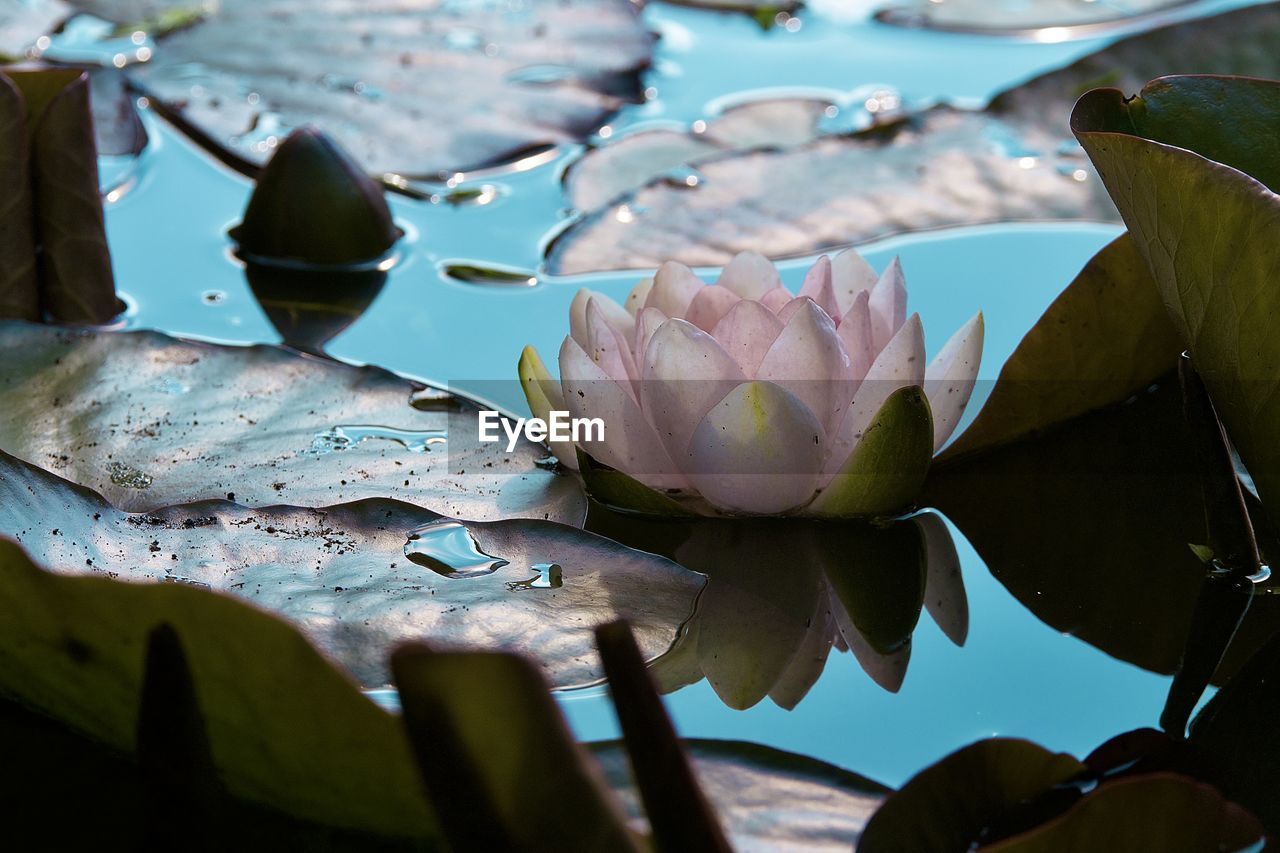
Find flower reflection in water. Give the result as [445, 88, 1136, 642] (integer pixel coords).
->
[587, 507, 967, 709]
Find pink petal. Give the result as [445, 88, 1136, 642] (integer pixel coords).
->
[559, 336, 685, 490]
[924, 312, 984, 451]
[868, 257, 908, 352]
[837, 290, 876, 387]
[570, 288, 633, 349]
[641, 318, 746, 461]
[586, 297, 640, 390]
[759, 287, 793, 314]
[711, 300, 785, 377]
[645, 261, 703, 319]
[685, 380, 824, 514]
[830, 248, 879, 316]
[757, 299, 854, 435]
[684, 284, 741, 332]
[822, 313, 925, 482]
[798, 255, 841, 320]
[624, 277, 653, 316]
[716, 251, 780, 300]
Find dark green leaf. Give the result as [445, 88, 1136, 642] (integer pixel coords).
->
[1073, 74, 1280, 534]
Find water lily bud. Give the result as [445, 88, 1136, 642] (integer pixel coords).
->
[234, 127, 398, 266]
[522, 249, 985, 517]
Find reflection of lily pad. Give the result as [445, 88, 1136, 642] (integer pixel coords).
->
[0, 322, 584, 524]
[0, 449, 704, 688]
[103, 0, 652, 176]
[549, 3, 1280, 273]
[593, 739, 888, 850]
[875, 0, 1196, 33]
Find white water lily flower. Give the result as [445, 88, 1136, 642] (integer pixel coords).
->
[520, 250, 983, 516]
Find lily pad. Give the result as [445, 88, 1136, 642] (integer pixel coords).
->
[1072, 75, 1280, 535]
[874, 0, 1196, 34]
[0, 321, 584, 524]
[593, 739, 889, 850]
[0, 448, 706, 689]
[926, 374, 1280, 681]
[0, 536, 435, 839]
[549, 2, 1280, 273]
[0, 0, 69, 60]
[859, 738, 1263, 852]
[941, 233, 1181, 461]
[106, 0, 653, 176]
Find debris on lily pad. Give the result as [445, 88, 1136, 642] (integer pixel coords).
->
[0, 449, 705, 689]
[549, 2, 1280, 273]
[101, 0, 654, 177]
[0, 322, 585, 524]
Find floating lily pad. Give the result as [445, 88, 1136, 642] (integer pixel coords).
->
[0, 448, 705, 689]
[549, 3, 1280, 273]
[101, 0, 652, 176]
[593, 739, 888, 850]
[0, 0, 69, 60]
[875, 0, 1196, 34]
[0, 322, 584, 524]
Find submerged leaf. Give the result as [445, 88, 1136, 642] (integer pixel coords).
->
[0, 449, 704, 689]
[0, 322, 584, 524]
[549, 3, 1280, 273]
[0, 0, 69, 60]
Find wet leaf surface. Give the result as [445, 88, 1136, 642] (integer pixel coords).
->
[0, 321, 585, 524]
[874, 0, 1196, 33]
[0, 537, 435, 839]
[1073, 75, 1280, 536]
[593, 738, 889, 850]
[0, 448, 704, 689]
[99, 0, 653, 176]
[549, 3, 1280, 273]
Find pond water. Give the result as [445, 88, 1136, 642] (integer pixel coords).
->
[89, 0, 1259, 794]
